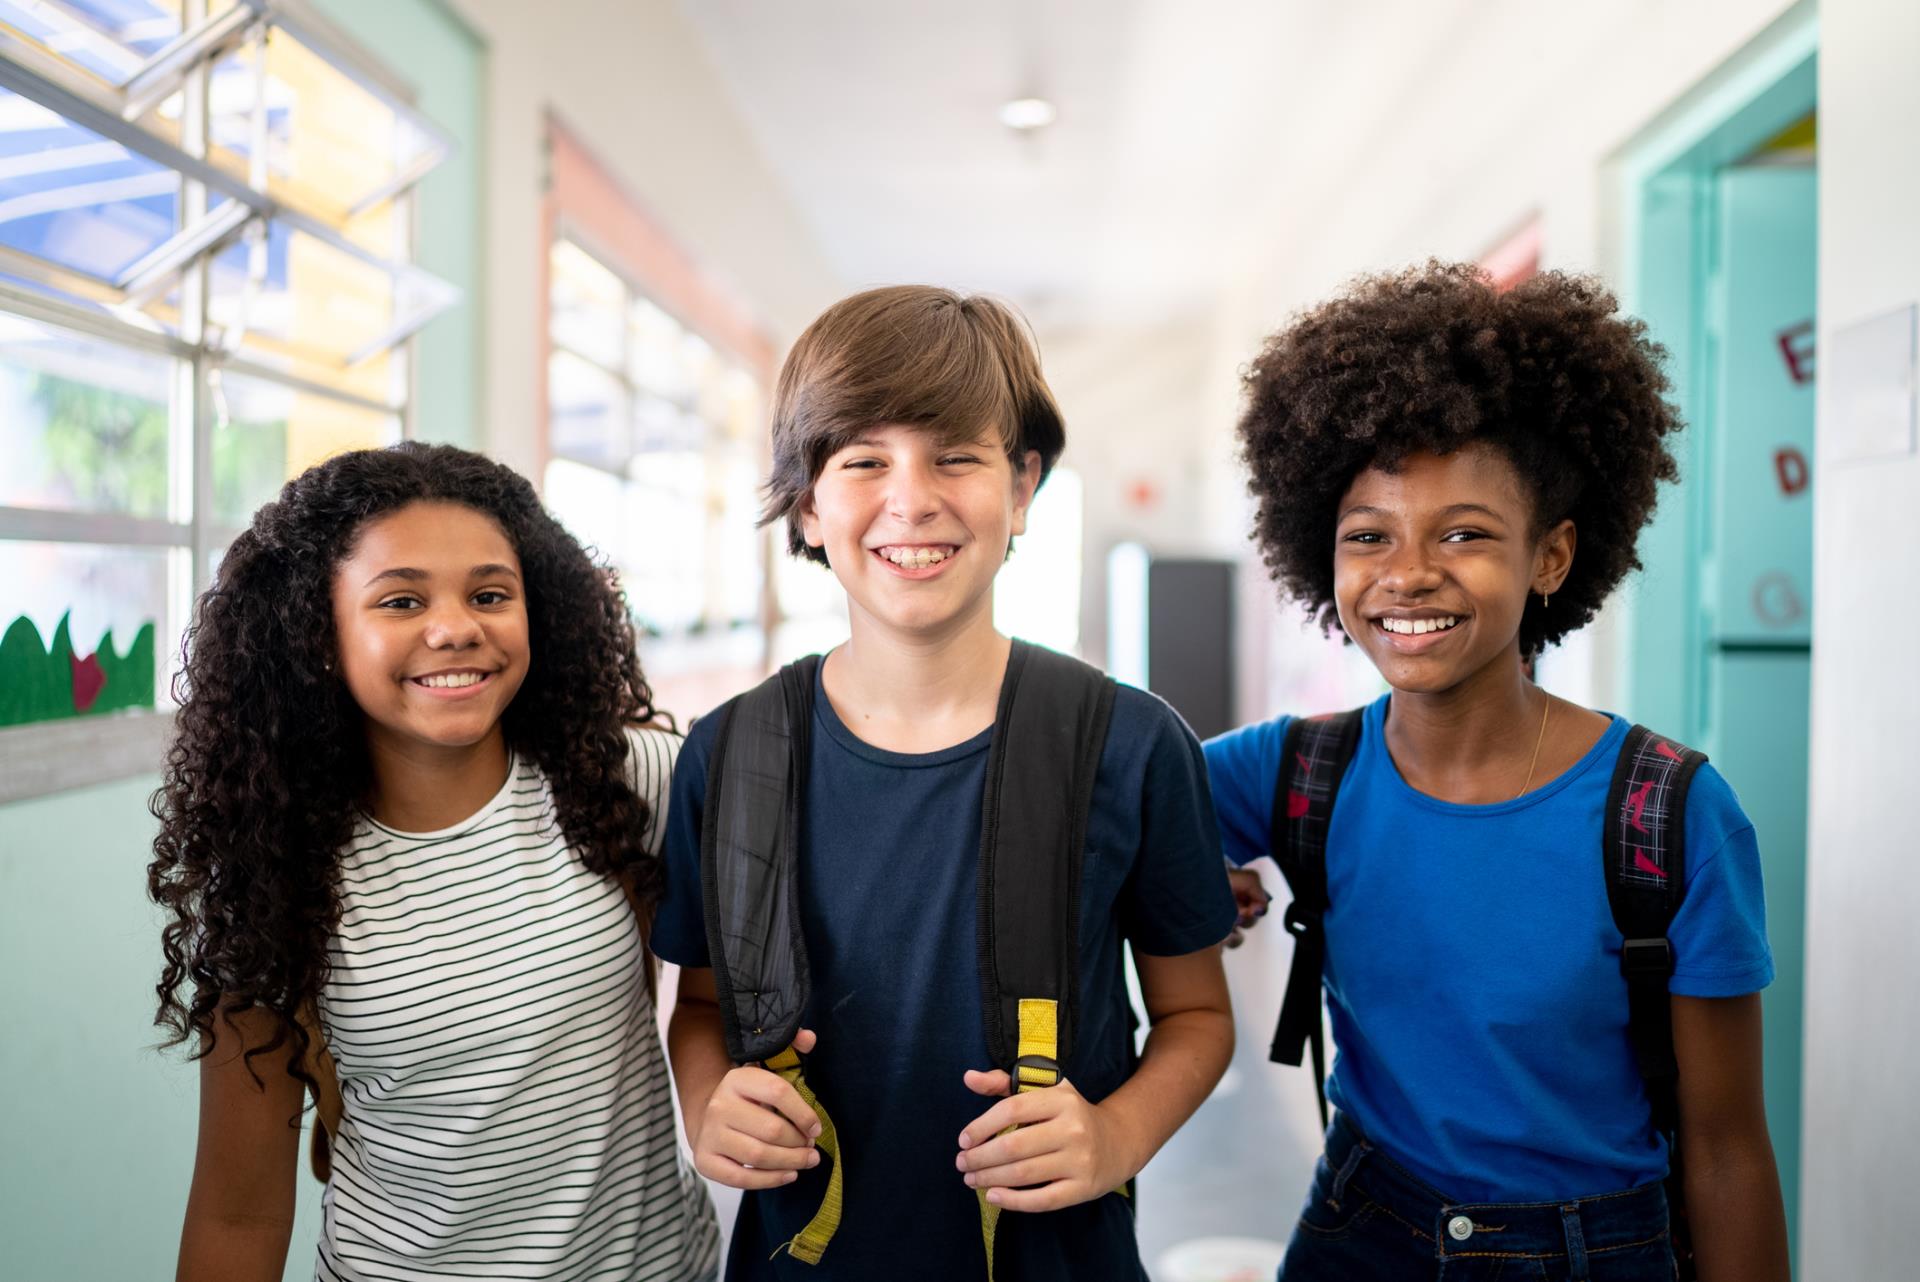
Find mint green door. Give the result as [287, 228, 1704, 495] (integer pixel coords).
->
[1700, 162, 1815, 1249]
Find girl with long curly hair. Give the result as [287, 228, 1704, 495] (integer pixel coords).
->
[1212, 264, 1787, 1281]
[150, 442, 718, 1281]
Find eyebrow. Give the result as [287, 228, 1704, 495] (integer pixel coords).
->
[362, 563, 521, 589]
[1337, 502, 1508, 523]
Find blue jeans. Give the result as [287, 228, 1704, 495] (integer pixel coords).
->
[1280, 1115, 1676, 1281]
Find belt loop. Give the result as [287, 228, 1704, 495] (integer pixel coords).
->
[1559, 1203, 1590, 1281]
[1327, 1131, 1369, 1208]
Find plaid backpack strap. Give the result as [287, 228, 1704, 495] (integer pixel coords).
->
[1266, 709, 1364, 1129]
[1602, 725, 1707, 1134]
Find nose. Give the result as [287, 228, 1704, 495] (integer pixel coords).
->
[421, 599, 485, 649]
[884, 457, 942, 526]
[1379, 543, 1445, 595]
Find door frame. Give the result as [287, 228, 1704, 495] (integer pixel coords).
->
[1608, 2, 1816, 739]
[1605, 2, 1816, 1263]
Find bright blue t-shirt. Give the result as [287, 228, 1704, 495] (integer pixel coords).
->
[654, 662, 1237, 1281]
[1204, 694, 1773, 1203]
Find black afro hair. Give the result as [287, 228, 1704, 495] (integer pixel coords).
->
[1237, 260, 1684, 657]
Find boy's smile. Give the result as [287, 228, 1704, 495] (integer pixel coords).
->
[871, 542, 958, 576]
[803, 423, 1041, 639]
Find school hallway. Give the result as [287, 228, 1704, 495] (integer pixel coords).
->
[3, 2, 1917, 1279]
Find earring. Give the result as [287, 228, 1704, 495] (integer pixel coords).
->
[1540, 591, 1550, 609]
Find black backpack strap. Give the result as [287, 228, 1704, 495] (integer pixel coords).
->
[700, 654, 846, 1266]
[1267, 710, 1364, 1130]
[974, 640, 1118, 1277]
[975, 639, 1117, 1084]
[1604, 724, 1706, 1281]
[1603, 724, 1705, 1134]
[700, 655, 819, 1063]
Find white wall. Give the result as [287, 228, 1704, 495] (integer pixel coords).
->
[1038, 318, 1218, 666]
[444, 0, 844, 478]
[1798, 1, 1920, 1275]
[1192, 0, 1801, 717]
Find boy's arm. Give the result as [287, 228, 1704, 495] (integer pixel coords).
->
[1671, 993, 1789, 1282]
[956, 944, 1233, 1211]
[668, 965, 823, 1190]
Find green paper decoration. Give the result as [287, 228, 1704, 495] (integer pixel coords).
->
[0, 612, 156, 728]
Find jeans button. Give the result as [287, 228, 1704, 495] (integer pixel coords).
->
[1447, 1214, 1474, 1241]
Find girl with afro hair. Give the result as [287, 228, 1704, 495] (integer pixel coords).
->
[1209, 263, 1787, 1281]
[150, 443, 718, 1281]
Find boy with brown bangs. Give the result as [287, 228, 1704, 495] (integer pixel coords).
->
[652, 285, 1237, 1280]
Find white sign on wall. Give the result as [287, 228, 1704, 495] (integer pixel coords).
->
[1826, 303, 1917, 464]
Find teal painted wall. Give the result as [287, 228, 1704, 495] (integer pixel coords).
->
[1619, 25, 1816, 1265]
[0, 775, 329, 1280]
[0, 4, 483, 1276]
[320, 0, 486, 450]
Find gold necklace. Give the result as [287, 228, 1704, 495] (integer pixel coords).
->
[1515, 692, 1551, 800]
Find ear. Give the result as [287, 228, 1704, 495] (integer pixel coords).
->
[797, 489, 825, 550]
[1532, 518, 1576, 596]
[1008, 450, 1043, 538]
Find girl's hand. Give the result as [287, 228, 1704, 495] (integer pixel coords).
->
[1226, 864, 1271, 948]
[690, 1029, 824, 1191]
[954, 1070, 1139, 1212]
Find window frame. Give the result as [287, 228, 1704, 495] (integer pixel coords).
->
[0, 0, 448, 801]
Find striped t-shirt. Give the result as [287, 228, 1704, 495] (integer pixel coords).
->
[315, 726, 718, 1281]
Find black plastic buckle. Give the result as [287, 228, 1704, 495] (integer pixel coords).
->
[1012, 1053, 1061, 1089]
[1283, 900, 1322, 937]
[1620, 937, 1674, 979]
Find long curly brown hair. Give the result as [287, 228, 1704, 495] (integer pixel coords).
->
[1238, 261, 1684, 657]
[149, 442, 663, 1088]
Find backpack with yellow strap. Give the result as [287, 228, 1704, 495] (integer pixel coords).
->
[698, 639, 1120, 1277]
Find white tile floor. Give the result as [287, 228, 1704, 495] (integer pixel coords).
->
[1134, 909, 1322, 1280]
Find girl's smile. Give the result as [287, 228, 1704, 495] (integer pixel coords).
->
[1368, 611, 1467, 654]
[407, 666, 504, 697]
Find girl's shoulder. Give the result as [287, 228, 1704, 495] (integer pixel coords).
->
[1675, 757, 1756, 866]
[621, 722, 684, 801]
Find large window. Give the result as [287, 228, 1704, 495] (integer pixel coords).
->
[540, 120, 776, 719]
[0, 0, 455, 795]
[546, 238, 764, 641]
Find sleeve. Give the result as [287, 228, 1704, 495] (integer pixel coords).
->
[623, 724, 683, 856]
[1667, 763, 1775, 998]
[1119, 696, 1238, 956]
[647, 716, 715, 969]
[1200, 716, 1293, 868]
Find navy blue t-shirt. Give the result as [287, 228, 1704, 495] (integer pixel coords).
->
[653, 662, 1236, 1281]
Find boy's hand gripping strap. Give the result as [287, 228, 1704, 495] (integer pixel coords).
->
[1266, 710, 1363, 1130]
[765, 1043, 844, 1266]
[976, 998, 1061, 1282]
[702, 657, 845, 1264]
[973, 641, 1117, 1280]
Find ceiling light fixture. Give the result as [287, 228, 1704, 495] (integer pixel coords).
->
[999, 97, 1057, 133]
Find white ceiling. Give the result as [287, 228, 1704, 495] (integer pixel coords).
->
[674, 0, 1494, 329]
